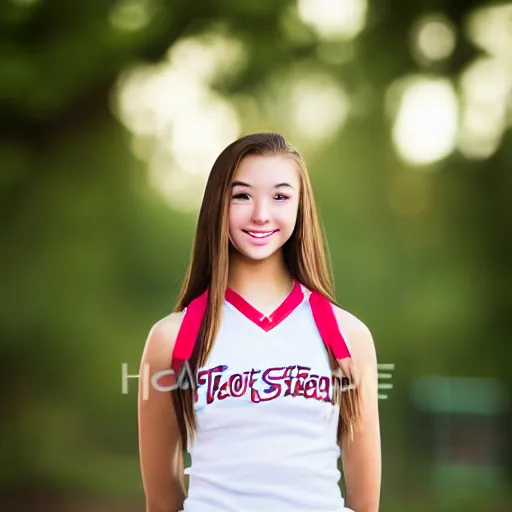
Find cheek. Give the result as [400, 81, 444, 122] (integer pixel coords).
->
[278, 202, 299, 230]
[228, 207, 238, 245]
[228, 205, 242, 228]
[228, 206, 249, 240]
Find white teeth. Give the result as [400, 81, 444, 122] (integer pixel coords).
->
[247, 231, 274, 238]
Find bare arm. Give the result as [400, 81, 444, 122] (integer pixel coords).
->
[335, 308, 382, 512]
[138, 313, 187, 512]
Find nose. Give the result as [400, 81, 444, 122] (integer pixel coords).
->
[251, 197, 271, 225]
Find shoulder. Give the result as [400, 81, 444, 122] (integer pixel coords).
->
[151, 311, 186, 341]
[331, 304, 377, 367]
[142, 312, 186, 370]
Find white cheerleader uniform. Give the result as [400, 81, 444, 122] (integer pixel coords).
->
[172, 281, 354, 512]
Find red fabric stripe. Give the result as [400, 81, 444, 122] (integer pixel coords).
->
[309, 290, 351, 360]
[171, 290, 208, 374]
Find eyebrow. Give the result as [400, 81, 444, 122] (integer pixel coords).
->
[231, 181, 294, 189]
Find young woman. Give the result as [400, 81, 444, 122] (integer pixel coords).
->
[138, 133, 381, 512]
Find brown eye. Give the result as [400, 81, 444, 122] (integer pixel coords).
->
[232, 193, 249, 200]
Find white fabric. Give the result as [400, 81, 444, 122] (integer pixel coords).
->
[183, 291, 352, 512]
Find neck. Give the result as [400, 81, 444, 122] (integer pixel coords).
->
[227, 249, 294, 313]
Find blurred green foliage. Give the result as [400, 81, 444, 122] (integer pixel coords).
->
[1, 0, 511, 510]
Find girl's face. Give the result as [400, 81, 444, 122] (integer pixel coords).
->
[228, 154, 300, 262]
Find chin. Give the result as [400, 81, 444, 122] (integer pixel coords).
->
[233, 244, 282, 262]
[241, 248, 279, 262]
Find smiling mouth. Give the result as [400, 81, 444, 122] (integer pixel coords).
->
[243, 230, 278, 239]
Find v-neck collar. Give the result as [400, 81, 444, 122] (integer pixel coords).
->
[225, 280, 304, 332]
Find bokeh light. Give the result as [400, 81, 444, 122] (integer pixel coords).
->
[389, 76, 458, 166]
[290, 76, 350, 143]
[113, 31, 245, 210]
[297, 0, 368, 40]
[466, 3, 512, 58]
[458, 57, 511, 160]
[460, 4, 512, 159]
[109, 0, 156, 32]
[411, 14, 457, 64]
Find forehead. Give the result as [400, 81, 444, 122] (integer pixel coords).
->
[233, 155, 300, 187]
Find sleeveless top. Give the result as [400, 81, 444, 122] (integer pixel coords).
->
[178, 281, 354, 512]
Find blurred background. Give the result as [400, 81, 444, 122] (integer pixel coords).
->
[1, 0, 511, 510]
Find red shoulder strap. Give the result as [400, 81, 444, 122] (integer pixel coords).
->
[309, 290, 351, 360]
[171, 290, 208, 375]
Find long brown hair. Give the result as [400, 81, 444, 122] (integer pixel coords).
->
[172, 132, 362, 450]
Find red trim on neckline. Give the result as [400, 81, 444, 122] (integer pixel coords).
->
[225, 280, 304, 332]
